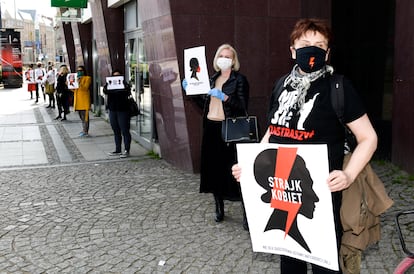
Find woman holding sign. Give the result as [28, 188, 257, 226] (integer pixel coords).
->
[103, 69, 132, 158]
[232, 18, 377, 273]
[72, 65, 92, 137]
[183, 44, 250, 229]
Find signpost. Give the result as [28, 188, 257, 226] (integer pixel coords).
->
[51, 0, 88, 8]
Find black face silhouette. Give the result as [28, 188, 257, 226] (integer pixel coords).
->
[189, 58, 200, 80]
[253, 147, 319, 252]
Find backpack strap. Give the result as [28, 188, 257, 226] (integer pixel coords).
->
[330, 74, 357, 152]
[330, 74, 345, 124]
[273, 74, 288, 96]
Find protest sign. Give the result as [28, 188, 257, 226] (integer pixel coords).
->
[237, 143, 338, 271]
[67, 73, 78, 89]
[106, 76, 125, 90]
[183, 46, 210, 95]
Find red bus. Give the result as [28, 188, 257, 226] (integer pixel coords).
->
[0, 29, 23, 88]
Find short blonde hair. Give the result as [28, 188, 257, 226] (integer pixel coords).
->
[213, 43, 240, 72]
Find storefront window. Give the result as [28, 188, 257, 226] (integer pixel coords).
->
[127, 35, 151, 144]
[125, 1, 137, 30]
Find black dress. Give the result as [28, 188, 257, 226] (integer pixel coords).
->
[199, 71, 249, 200]
[55, 73, 70, 115]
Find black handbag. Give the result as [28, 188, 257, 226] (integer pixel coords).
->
[128, 97, 140, 117]
[221, 115, 259, 143]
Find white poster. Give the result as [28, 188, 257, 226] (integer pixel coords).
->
[106, 76, 125, 90]
[183, 46, 210, 95]
[237, 143, 339, 271]
[67, 73, 79, 89]
[24, 70, 35, 83]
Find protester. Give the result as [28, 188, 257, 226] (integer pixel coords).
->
[34, 62, 45, 103]
[72, 65, 91, 137]
[231, 18, 377, 273]
[55, 65, 70, 121]
[103, 69, 132, 158]
[26, 64, 36, 99]
[44, 65, 56, 108]
[183, 44, 250, 229]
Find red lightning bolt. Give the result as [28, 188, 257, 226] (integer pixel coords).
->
[309, 57, 315, 68]
[271, 147, 301, 238]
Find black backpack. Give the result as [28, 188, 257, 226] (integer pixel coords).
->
[271, 74, 356, 152]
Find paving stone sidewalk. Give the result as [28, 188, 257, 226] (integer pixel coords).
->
[0, 87, 413, 273]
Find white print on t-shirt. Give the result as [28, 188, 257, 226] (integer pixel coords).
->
[297, 93, 319, 130]
[271, 89, 297, 126]
[271, 88, 319, 130]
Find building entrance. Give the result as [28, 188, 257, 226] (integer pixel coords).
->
[125, 33, 152, 149]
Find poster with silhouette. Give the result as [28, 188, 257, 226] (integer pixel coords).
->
[183, 46, 210, 95]
[66, 73, 79, 89]
[236, 143, 338, 271]
[106, 76, 125, 90]
[24, 70, 35, 83]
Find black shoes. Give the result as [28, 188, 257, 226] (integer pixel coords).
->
[214, 195, 224, 222]
[107, 151, 122, 156]
[215, 210, 224, 222]
[54, 116, 66, 121]
[212, 195, 249, 230]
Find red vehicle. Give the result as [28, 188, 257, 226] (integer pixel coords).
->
[0, 29, 23, 88]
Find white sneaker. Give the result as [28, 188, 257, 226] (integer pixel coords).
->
[120, 151, 129, 158]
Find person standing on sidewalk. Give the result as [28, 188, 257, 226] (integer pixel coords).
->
[103, 69, 132, 158]
[72, 65, 92, 137]
[26, 64, 36, 99]
[34, 62, 45, 103]
[55, 65, 70, 121]
[44, 65, 56, 109]
[182, 44, 250, 229]
[232, 18, 378, 273]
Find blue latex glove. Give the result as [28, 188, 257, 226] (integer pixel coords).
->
[182, 79, 188, 90]
[208, 88, 225, 101]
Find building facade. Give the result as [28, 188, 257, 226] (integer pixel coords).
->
[1, 8, 56, 67]
[57, 0, 414, 174]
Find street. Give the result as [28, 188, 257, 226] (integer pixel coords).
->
[0, 86, 412, 273]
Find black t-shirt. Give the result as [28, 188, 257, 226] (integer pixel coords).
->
[267, 74, 366, 170]
[103, 82, 131, 112]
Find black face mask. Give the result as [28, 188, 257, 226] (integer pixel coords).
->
[295, 46, 327, 73]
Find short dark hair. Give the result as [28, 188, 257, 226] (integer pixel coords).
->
[77, 65, 87, 75]
[290, 18, 332, 47]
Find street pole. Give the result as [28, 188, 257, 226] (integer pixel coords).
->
[0, 2, 3, 29]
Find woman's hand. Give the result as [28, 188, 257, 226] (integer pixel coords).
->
[232, 164, 242, 182]
[326, 170, 352, 192]
[182, 79, 188, 90]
